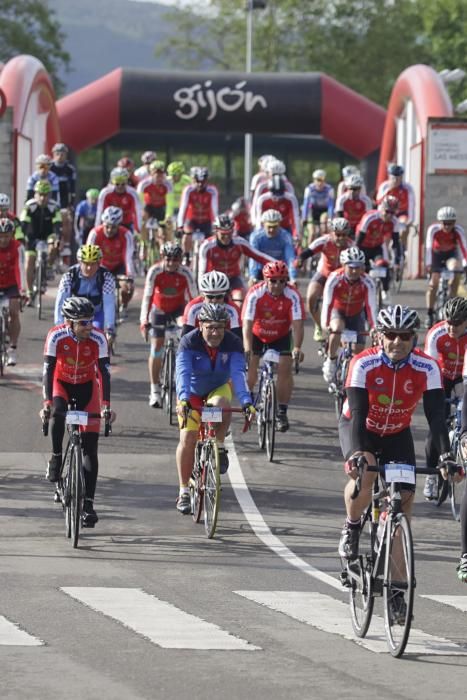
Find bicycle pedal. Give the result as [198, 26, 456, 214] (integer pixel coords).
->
[339, 570, 350, 588]
[81, 518, 96, 529]
[53, 490, 61, 504]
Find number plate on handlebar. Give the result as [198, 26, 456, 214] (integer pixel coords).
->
[65, 411, 89, 426]
[262, 349, 280, 364]
[384, 463, 415, 485]
[341, 330, 358, 344]
[370, 267, 387, 278]
[201, 407, 223, 423]
[441, 269, 455, 281]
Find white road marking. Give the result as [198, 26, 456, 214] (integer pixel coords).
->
[235, 590, 467, 655]
[421, 595, 467, 612]
[61, 587, 260, 650]
[0, 615, 43, 646]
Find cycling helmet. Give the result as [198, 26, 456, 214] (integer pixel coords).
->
[379, 195, 399, 213]
[101, 206, 123, 226]
[376, 304, 420, 332]
[110, 167, 129, 185]
[62, 297, 95, 321]
[141, 150, 157, 164]
[267, 175, 285, 197]
[0, 193, 10, 208]
[149, 160, 166, 173]
[340, 246, 365, 266]
[34, 181, 52, 194]
[52, 143, 68, 154]
[444, 296, 467, 323]
[261, 209, 282, 225]
[269, 159, 286, 175]
[199, 271, 230, 295]
[346, 174, 364, 189]
[437, 206, 457, 222]
[194, 167, 209, 182]
[190, 166, 200, 178]
[313, 169, 326, 180]
[167, 161, 185, 177]
[263, 260, 289, 279]
[77, 244, 103, 263]
[35, 154, 52, 167]
[86, 188, 99, 200]
[330, 217, 351, 234]
[118, 157, 134, 170]
[387, 163, 404, 176]
[198, 303, 229, 324]
[161, 242, 183, 258]
[0, 218, 15, 234]
[214, 213, 234, 231]
[258, 154, 274, 168]
[342, 165, 358, 178]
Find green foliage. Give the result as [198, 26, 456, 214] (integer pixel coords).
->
[0, 0, 70, 94]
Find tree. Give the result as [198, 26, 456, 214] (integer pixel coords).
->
[0, 0, 70, 94]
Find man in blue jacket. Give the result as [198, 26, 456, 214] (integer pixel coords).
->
[248, 209, 297, 284]
[175, 303, 255, 514]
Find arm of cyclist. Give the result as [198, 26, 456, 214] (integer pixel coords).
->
[54, 272, 72, 325]
[230, 347, 255, 409]
[242, 318, 254, 355]
[291, 319, 304, 361]
[103, 279, 116, 334]
[345, 387, 370, 478]
[423, 389, 452, 461]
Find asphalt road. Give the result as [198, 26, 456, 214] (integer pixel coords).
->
[1, 275, 467, 700]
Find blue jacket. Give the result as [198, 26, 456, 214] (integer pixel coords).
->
[248, 227, 297, 280]
[176, 329, 251, 406]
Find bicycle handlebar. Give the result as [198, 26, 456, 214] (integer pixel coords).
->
[350, 455, 439, 500]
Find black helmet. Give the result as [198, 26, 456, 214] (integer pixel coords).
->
[214, 213, 234, 231]
[62, 297, 95, 321]
[198, 303, 229, 324]
[161, 242, 182, 258]
[267, 175, 285, 197]
[444, 296, 467, 323]
[387, 163, 404, 177]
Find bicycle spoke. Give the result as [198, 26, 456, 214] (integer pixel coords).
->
[203, 441, 220, 538]
[265, 381, 276, 462]
[349, 518, 375, 638]
[383, 514, 414, 657]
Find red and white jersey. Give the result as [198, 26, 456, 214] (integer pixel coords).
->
[251, 178, 295, 226]
[134, 164, 150, 183]
[307, 234, 352, 277]
[376, 180, 415, 221]
[43, 324, 108, 385]
[336, 179, 367, 199]
[242, 281, 305, 343]
[425, 223, 467, 266]
[335, 191, 372, 230]
[183, 295, 241, 330]
[250, 171, 268, 194]
[232, 209, 252, 236]
[177, 185, 219, 227]
[87, 225, 135, 277]
[321, 268, 376, 328]
[344, 346, 443, 436]
[96, 185, 142, 232]
[140, 263, 196, 320]
[0, 239, 25, 290]
[254, 192, 300, 239]
[137, 177, 173, 208]
[356, 209, 399, 250]
[425, 320, 467, 381]
[198, 235, 274, 282]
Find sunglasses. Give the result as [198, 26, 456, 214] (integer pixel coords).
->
[447, 318, 465, 327]
[203, 324, 225, 331]
[205, 294, 225, 301]
[269, 278, 288, 285]
[76, 319, 93, 327]
[383, 331, 414, 341]
[442, 221, 455, 226]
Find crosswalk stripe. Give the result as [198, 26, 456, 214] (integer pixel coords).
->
[61, 587, 260, 650]
[0, 615, 43, 646]
[235, 590, 467, 655]
[421, 595, 467, 612]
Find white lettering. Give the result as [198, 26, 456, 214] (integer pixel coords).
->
[174, 80, 268, 121]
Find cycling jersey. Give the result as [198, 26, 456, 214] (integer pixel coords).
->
[248, 227, 297, 281]
[299, 234, 352, 277]
[376, 180, 415, 220]
[54, 264, 116, 330]
[232, 209, 252, 237]
[254, 192, 300, 239]
[140, 263, 196, 321]
[0, 239, 25, 290]
[242, 281, 305, 343]
[425, 321, 467, 381]
[336, 180, 368, 200]
[137, 177, 172, 210]
[177, 185, 219, 227]
[87, 225, 135, 277]
[198, 235, 273, 284]
[301, 183, 335, 221]
[74, 199, 97, 243]
[251, 179, 295, 226]
[166, 174, 192, 218]
[335, 191, 372, 231]
[50, 161, 77, 208]
[182, 296, 241, 332]
[356, 210, 400, 252]
[250, 171, 268, 194]
[321, 268, 376, 328]
[20, 199, 62, 248]
[96, 185, 142, 232]
[425, 223, 467, 267]
[26, 171, 60, 201]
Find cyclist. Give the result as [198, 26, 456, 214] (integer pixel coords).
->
[230, 197, 253, 238]
[250, 160, 295, 226]
[0, 218, 26, 366]
[0, 193, 22, 240]
[74, 188, 99, 245]
[42, 297, 112, 527]
[20, 180, 62, 301]
[54, 244, 116, 339]
[423, 296, 467, 499]
[376, 163, 415, 249]
[424, 206, 467, 329]
[242, 260, 305, 432]
[117, 156, 138, 188]
[96, 167, 142, 233]
[336, 165, 367, 200]
[134, 151, 158, 183]
[140, 242, 196, 407]
[137, 160, 172, 223]
[248, 209, 297, 285]
[198, 213, 274, 303]
[321, 246, 376, 383]
[175, 303, 254, 514]
[337, 305, 452, 612]
[296, 217, 353, 342]
[87, 206, 135, 316]
[166, 162, 191, 220]
[254, 175, 300, 241]
[335, 174, 372, 234]
[26, 154, 59, 201]
[301, 169, 335, 240]
[50, 143, 76, 261]
[249, 154, 274, 199]
[177, 167, 219, 265]
[182, 270, 242, 340]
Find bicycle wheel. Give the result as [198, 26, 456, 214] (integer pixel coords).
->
[203, 440, 221, 538]
[190, 445, 204, 523]
[450, 467, 466, 522]
[257, 381, 266, 450]
[265, 380, 277, 462]
[383, 514, 414, 657]
[36, 260, 44, 320]
[165, 348, 175, 425]
[70, 444, 84, 548]
[349, 518, 376, 638]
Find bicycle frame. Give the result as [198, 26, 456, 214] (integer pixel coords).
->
[0, 293, 10, 376]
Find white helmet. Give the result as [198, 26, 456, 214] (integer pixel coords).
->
[258, 154, 274, 169]
[376, 304, 420, 332]
[313, 169, 326, 180]
[101, 206, 123, 226]
[0, 193, 10, 208]
[261, 209, 282, 225]
[437, 206, 457, 222]
[345, 174, 364, 189]
[35, 153, 52, 166]
[199, 270, 230, 295]
[340, 246, 365, 266]
[269, 159, 286, 175]
[342, 165, 358, 178]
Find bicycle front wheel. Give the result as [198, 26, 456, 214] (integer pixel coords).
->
[203, 440, 221, 538]
[165, 348, 175, 425]
[70, 444, 84, 548]
[350, 519, 376, 638]
[190, 444, 204, 523]
[383, 514, 414, 657]
[450, 475, 466, 522]
[37, 260, 44, 320]
[265, 380, 277, 462]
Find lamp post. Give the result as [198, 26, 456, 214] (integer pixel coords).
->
[244, 0, 267, 200]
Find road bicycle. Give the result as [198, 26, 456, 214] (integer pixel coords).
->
[0, 291, 10, 377]
[340, 455, 438, 658]
[189, 405, 250, 538]
[434, 267, 456, 321]
[369, 261, 388, 310]
[191, 229, 205, 285]
[436, 395, 466, 521]
[328, 329, 359, 419]
[255, 348, 279, 462]
[42, 405, 111, 548]
[160, 322, 181, 426]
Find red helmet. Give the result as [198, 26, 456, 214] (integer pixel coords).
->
[263, 260, 289, 279]
[118, 157, 134, 170]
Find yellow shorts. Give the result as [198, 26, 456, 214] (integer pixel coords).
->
[178, 383, 232, 431]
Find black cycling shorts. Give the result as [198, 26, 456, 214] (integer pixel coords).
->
[149, 305, 184, 338]
[252, 332, 292, 357]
